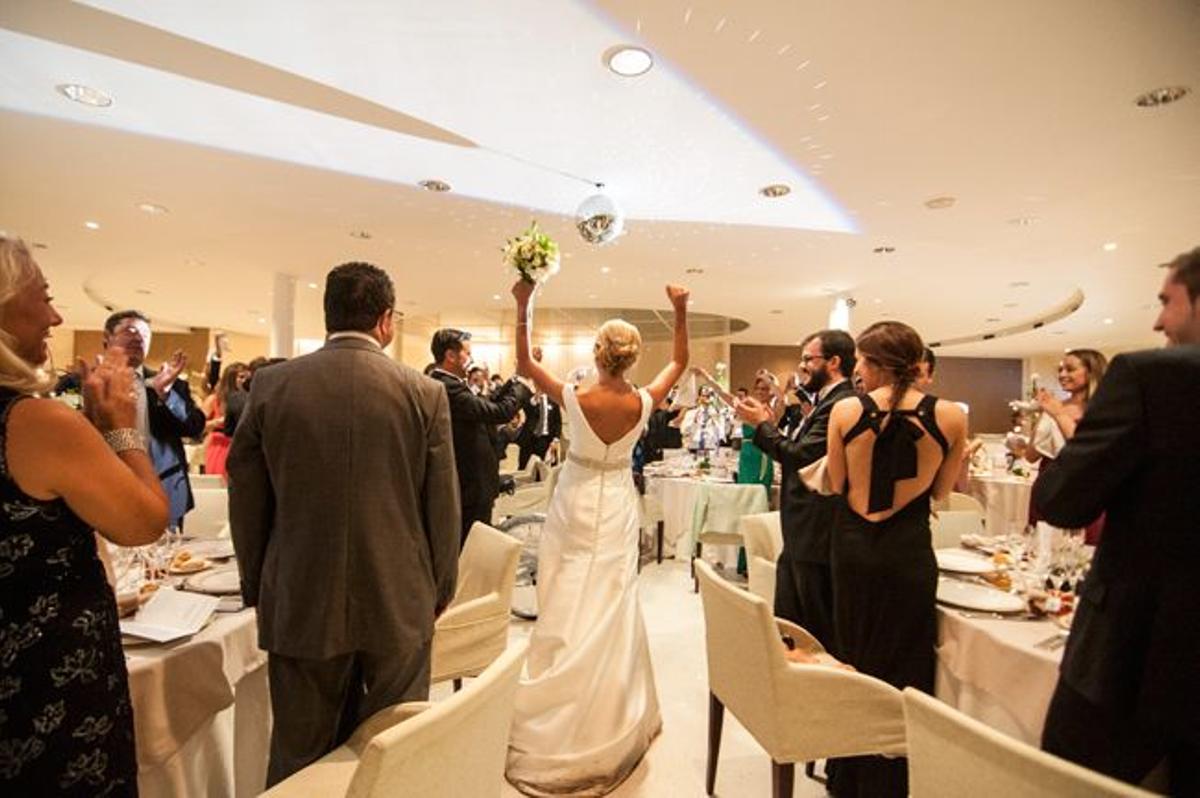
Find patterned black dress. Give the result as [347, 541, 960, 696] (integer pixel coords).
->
[0, 389, 138, 796]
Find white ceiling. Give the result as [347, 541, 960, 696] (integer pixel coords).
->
[1, 0, 1198, 357]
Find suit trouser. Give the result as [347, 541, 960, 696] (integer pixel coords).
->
[462, 500, 495, 546]
[1042, 679, 1197, 796]
[518, 435, 553, 469]
[265, 639, 432, 786]
[773, 551, 835, 654]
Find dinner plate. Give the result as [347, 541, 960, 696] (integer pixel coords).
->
[937, 577, 1027, 614]
[188, 540, 236, 560]
[169, 557, 212, 575]
[935, 548, 996, 575]
[184, 568, 241, 595]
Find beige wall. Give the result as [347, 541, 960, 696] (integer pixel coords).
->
[74, 328, 211, 393]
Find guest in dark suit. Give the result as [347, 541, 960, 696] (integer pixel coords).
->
[97, 311, 206, 529]
[228, 262, 460, 785]
[429, 328, 531, 543]
[516, 346, 561, 468]
[1036, 249, 1200, 795]
[735, 329, 856, 650]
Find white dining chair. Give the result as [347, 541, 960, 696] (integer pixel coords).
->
[738, 512, 782, 606]
[930, 510, 985, 550]
[903, 687, 1157, 797]
[186, 488, 229, 539]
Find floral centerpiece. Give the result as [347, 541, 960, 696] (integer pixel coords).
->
[503, 221, 561, 285]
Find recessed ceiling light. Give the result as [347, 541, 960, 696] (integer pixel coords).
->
[600, 266, 611, 274]
[418, 179, 451, 192]
[135, 288, 152, 295]
[1133, 86, 1190, 108]
[760, 184, 791, 198]
[32, 242, 48, 250]
[685, 267, 705, 274]
[1103, 317, 1114, 325]
[603, 45, 654, 77]
[1008, 281, 1030, 288]
[492, 294, 501, 300]
[872, 246, 895, 254]
[1051, 330, 1066, 336]
[813, 81, 827, 89]
[817, 114, 830, 122]
[1003, 302, 1020, 308]
[137, 202, 168, 215]
[873, 298, 882, 304]
[924, 196, 956, 210]
[257, 317, 267, 324]
[588, 293, 598, 299]
[985, 317, 1001, 323]
[1008, 216, 1040, 226]
[56, 83, 113, 107]
[349, 230, 372, 239]
[185, 257, 205, 266]
[769, 309, 783, 315]
[1103, 242, 1118, 252]
[83, 221, 100, 230]
[307, 282, 319, 290]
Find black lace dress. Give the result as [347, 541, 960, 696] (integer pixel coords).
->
[0, 389, 138, 796]
[828, 393, 948, 798]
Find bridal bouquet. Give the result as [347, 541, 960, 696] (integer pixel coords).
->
[503, 221, 561, 284]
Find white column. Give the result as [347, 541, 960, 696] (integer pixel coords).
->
[270, 273, 297, 358]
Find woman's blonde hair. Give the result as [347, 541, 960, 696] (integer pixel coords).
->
[0, 236, 55, 394]
[594, 319, 641, 376]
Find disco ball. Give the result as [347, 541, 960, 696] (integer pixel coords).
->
[575, 193, 625, 245]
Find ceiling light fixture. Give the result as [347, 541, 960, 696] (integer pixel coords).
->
[600, 266, 611, 274]
[1008, 216, 1040, 226]
[418, 179, 451, 192]
[985, 317, 1001, 323]
[83, 221, 100, 230]
[56, 83, 113, 107]
[349, 230, 372, 239]
[872, 246, 895, 254]
[32, 242, 48, 250]
[1008, 281, 1030, 288]
[137, 202, 168, 215]
[1103, 318, 1114, 325]
[769, 309, 783, 315]
[685, 267, 705, 274]
[307, 282, 319, 289]
[492, 294, 501, 300]
[1134, 86, 1190, 108]
[1103, 242, 1118, 252]
[759, 184, 791, 198]
[924, 196, 956, 210]
[603, 45, 654, 77]
[135, 288, 152, 295]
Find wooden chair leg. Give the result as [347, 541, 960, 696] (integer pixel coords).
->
[804, 760, 826, 784]
[771, 760, 794, 798]
[656, 520, 664, 564]
[452, 678, 462, 692]
[693, 541, 702, 593]
[706, 692, 724, 796]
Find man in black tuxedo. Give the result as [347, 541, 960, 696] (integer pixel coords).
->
[1036, 249, 1200, 795]
[736, 330, 856, 650]
[429, 328, 530, 544]
[516, 346, 561, 468]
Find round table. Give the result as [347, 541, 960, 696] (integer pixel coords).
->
[968, 473, 1035, 536]
[643, 474, 773, 561]
[126, 609, 270, 797]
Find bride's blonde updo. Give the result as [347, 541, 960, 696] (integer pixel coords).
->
[594, 319, 641, 376]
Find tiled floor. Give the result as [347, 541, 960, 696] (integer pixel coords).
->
[488, 559, 828, 797]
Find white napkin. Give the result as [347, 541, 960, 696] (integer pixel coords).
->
[121, 587, 219, 643]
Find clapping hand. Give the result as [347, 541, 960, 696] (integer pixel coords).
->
[1035, 387, 1064, 417]
[151, 350, 187, 398]
[666, 284, 689, 311]
[735, 396, 772, 426]
[80, 347, 137, 433]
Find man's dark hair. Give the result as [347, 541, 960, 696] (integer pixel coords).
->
[921, 346, 937, 375]
[1164, 247, 1200, 302]
[430, 329, 471, 363]
[423, 362, 438, 376]
[814, 329, 857, 377]
[468, 365, 486, 377]
[324, 262, 394, 333]
[104, 309, 149, 334]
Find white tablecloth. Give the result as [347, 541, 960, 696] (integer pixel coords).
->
[935, 606, 1062, 746]
[127, 610, 270, 798]
[968, 474, 1034, 536]
[645, 476, 772, 560]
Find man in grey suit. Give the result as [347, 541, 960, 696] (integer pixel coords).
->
[228, 262, 460, 785]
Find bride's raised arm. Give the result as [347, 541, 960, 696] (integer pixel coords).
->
[645, 285, 690, 406]
[512, 279, 566, 406]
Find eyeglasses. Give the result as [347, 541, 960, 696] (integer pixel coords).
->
[799, 354, 826, 365]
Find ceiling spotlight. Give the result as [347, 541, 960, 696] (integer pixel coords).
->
[1134, 86, 1190, 108]
[769, 309, 783, 315]
[985, 317, 1001, 323]
[1008, 281, 1030, 288]
[257, 317, 267, 324]
[307, 282, 319, 289]
[135, 288, 152, 295]
[32, 242, 48, 250]
[1103, 318, 1114, 325]
[1008, 216, 1040, 226]
[137, 202, 168, 215]
[600, 266, 611, 274]
[83, 221, 100, 230]
[418, 179, 451, 192]
[492, 294, 501, 300]
[872, 245, 895, 254]
[349, 230, 372, 239]
[760, 184, 791, 198]
[603, 45, 654, 77]
[925, 196, 956, 210]
[1103, 242, 1118, 252]
[56, 83, 113, 107]
[685, 267, 705, 274]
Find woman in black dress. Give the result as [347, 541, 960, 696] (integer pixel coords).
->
[824, 321, 967, 798]
[0, 237, 168, 795]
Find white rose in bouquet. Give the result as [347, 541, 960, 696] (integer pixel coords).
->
[503, 221, 561, 285]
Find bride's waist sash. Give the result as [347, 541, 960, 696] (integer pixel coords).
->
[567, 452, 632, 473]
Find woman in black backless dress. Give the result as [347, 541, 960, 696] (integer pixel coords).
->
[823, 321, 966, 798]
[0, 236, 168, 795]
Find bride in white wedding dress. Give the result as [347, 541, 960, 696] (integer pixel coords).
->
[505, 280, 690, 797]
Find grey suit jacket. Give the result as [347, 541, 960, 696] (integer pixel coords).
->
[227, 337, 460, 659]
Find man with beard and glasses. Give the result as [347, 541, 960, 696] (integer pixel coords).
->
[735, 329, 856, 650]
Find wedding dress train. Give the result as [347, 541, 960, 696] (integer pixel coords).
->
[506, 384, 661, 796]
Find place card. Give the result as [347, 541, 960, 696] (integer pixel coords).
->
[120, 586, 219, 643]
